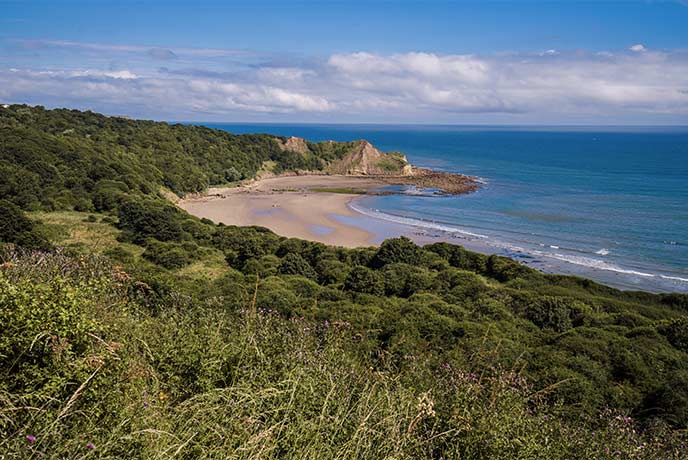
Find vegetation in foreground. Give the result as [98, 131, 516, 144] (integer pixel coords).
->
[1, 250, 685, 459]
[1, 104, 687, 457]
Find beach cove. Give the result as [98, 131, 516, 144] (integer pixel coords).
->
[179, 175, 387, 247]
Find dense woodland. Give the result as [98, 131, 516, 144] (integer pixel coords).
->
[1, 105, 687, 458]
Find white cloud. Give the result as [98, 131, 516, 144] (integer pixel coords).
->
[1, 40, 687, 122]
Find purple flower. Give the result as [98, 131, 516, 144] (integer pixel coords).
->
[26, 435, 36, 443]
[86, 443, 95, 450]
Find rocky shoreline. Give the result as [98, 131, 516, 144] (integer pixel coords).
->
[274, 136, 480, 196]
[374, 167, 480, 195]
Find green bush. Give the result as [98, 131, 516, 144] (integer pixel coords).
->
[525, 296, 575, 332]
[0, 199, 52, 250]
[383, 263, 433, 297]
[2, 252, 685, 459]
[142, 240, 199, 269]
[344, 265, 385, 296]
[660, 316, 688, 351]
[370, 236, 422, 268]
[278, 252, 317, 280]
[118, 198, 185, 243]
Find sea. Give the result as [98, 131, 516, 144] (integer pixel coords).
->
[202, 123, 688, 294]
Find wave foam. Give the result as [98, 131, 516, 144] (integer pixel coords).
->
[349, 201, 688, 286]
[532, 251, 688, 283]
[349, 202, 489, 239]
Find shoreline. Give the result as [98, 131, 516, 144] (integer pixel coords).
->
[178, 175, 688, 294]
[178, 175, 389, 248]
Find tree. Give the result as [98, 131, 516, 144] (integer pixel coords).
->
[383, 263, 433, 297]
[117, 198, 184, 243]
[344, 266, 384, 295]
[660, 316, 688, 352]
[370, 237, 421, 268]
[0, 199, 51, 250]
[525, 296, 574, 332]
[278, 253, 317, 280]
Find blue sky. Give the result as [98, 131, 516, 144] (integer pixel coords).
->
[1, 0, 687, 123]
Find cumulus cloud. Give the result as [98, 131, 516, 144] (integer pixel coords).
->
[1, 39, 687, 122]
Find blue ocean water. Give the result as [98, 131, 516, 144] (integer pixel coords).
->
[203, 123, 688, 292]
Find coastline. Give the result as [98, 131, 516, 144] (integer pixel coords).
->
[178, 174, 688, 294]
[178, 175, 389, 247]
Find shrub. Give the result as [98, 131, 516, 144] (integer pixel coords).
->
[644, 371, 688, 427]
[118, 198, 184, 243]
[425, 242, 488, 273]
[315, 257, 349, 285]
[344, 265, 385, 296]
[383, 263, 433, 297]
[525, 296, 574, 332]
[143, 240, 198, 269]
[370, 236, 421, 268]
[278, 253, 317, 279]
[487, 254, 539, 282]
[0, 199, 52, 250]
[659, 316, 688, 352]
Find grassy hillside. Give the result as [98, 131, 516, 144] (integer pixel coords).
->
[1, 104, 687, 457]
[1, 250, 685, 458]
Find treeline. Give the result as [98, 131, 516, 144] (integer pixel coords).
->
[0, 105, 687, 455]
[0, 104, 341, 213]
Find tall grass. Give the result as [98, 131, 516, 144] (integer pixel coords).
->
[0, 250, 684, 459]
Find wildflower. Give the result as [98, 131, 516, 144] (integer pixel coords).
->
[86, 443, 95, 450]
[26, 435, 36, 443]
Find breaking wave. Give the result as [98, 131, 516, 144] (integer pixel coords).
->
[348, 201, 488, 238]
[349, 200, 688, 286]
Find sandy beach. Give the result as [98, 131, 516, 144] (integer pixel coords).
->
[178, 175, 391, 247]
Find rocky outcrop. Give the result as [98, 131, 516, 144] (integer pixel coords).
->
[275, 137, 478, 195]
[382, 168, 480, 195]
[327, 140, 413, 176]
[277, 136, 310, 155]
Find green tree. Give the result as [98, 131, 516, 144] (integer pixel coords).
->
[660, 316, 688, 352]
[0, 199, 51, 250]
[525, 296, 574, 332]
[370, 236, 421, 268]
[278, 253, 317, 280]
[344, 266, 384, 295]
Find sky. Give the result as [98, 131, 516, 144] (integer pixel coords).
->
[1, 0, 687, 124]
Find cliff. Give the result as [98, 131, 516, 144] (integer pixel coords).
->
[277, 136, 414, 176]
[275, 136, 477, 194]
[326, 140, 414, 176]
[277, 136, 310, 155]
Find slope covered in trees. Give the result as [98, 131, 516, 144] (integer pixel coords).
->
[1, 104, 687, 456]
[0, 104, 357, 212]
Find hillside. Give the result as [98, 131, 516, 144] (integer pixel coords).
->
[324, 140, 413, 176]
[1, 104, 687, 457]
